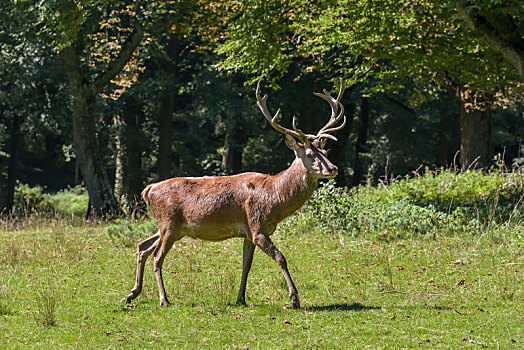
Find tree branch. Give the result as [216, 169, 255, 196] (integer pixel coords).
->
[457, 5, 524, 80]
[435, 71, 462, 104]
[92, 21, 145, 92]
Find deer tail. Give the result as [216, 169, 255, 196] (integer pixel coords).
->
[141, 184, 154, 206]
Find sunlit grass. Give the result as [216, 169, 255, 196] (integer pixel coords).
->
[0, 218, 522, 349]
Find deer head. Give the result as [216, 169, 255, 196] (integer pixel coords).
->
[256, 78, 347, 179]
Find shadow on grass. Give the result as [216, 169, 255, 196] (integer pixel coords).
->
[110, 302, 154, 313]
[306, 302, 378, 312]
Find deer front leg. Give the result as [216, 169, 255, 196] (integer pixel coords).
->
[236, 238, 256, 306]
[152, 228, 180, 307]
[124, 231, 160, 304]
[253, 233, 300, 309]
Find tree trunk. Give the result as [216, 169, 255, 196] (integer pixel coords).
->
[73, 97, 120, 217]
[114, 115, 124, 201]
[222, 129, 245, 174]
[331, 102, 355, 187]
[353, 97, 371, 186]
[2, 114, 21, 215]
[61, 45, 120, 217]
[437, 72, 494, 171]
[122, 99, 145, 215]
[458, 6, 524, 80]
[55, 3, 143, 217]
[459, 106, 493, 170]
[157, 90, 175, 180]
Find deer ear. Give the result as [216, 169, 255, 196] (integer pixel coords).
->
[319, 138, 328, 149]
[285, 133, 300, 151]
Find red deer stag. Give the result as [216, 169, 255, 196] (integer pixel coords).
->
[124, 79, 347, 308]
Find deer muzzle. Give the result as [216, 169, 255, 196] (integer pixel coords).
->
[321, 161, 338, 178]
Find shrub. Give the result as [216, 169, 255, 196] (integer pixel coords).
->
[280, 180, 476, 240]
[12, 184, 88, 217]
[279, 167, 524, 246]
[378, 168, 524, 223]
[13, 184, 53, 215]
[48, 186, 89, 217]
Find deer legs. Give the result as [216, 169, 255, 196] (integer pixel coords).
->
[125, 230, 299, 309]
[125, 231, 161, 304]
[152, 228, 181, 306]
[236, 238, 256, 306]
[124, 228, 180, 307]
[253, 233, 300, 309]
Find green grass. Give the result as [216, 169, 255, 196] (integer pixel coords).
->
[0, 219, 522, 349]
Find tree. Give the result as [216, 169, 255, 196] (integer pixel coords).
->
[215, 0, 522, 170]
[453, 0, 524, 80]
[0, 0, 57, 213]
[32, 1, 147, 216]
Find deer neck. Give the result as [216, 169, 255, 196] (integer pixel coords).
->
[273, 157, 318, 217]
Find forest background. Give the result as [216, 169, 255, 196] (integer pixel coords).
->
[1, 0, 523, 217]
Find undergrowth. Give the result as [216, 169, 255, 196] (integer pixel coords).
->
[279, 167, 524, 247]
[13, 184, 89, 217]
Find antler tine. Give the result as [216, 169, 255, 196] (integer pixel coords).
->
[336, 78, 347, 102]
[292, 116, 316, 141]
[321, 102, 346, 133]
[314, 78, 347, 138]
[256, 84, 308, 141]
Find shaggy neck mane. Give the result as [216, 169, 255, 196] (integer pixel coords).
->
[272, 157, 318, 215]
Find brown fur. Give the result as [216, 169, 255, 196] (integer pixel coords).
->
[124, 147, 334, 308]
[124, 82, 345, 309]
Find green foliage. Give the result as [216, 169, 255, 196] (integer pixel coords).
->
[47, 186, 89, 217]
[378, 168, 524, 221]
[217, 0, 521, 106]
[280, 169, 524, 246]
[13, 184, 88, 217]
[280, 180, 474, 240]
[13, 184, 54, 215]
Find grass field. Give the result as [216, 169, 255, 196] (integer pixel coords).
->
[0, 218, 522, 349]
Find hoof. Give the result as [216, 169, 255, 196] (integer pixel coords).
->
[122, 294, 134, 304]
[291, 295, 300, 309]
[160, 300, 171, 307]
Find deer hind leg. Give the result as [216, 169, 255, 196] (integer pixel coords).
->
[152, 225, 182, 307]
[253, 232, 300, 309]
[236, 238, 256, 306]
[124, 231, 161, 304]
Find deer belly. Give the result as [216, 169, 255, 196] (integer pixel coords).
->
[181, 222, 249, 242]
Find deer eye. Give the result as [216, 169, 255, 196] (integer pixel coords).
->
[305, 149, 314, 158]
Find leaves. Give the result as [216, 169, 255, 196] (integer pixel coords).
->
[215, 0, 522, 107]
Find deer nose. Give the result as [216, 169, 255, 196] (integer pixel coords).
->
[323, 163, 338, 176]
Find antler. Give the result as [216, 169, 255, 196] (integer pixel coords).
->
[256, 79, 347, 144]
[313, 78, 347, 141]
[256, 84, 314, 142]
